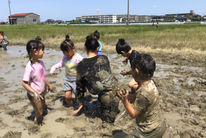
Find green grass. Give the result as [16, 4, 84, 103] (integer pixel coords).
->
[1, 24, 206, 51]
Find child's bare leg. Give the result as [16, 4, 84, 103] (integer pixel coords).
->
[30, 100, 41, 122]
[35, 100, 44, 124]
[65, 91, 73, 107]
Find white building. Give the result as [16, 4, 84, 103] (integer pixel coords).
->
[78, 15, 117, 24]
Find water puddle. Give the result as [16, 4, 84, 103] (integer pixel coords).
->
[0, 46, 205, 93]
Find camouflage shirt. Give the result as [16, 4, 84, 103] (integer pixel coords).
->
[76, 55, 117, 101]
[134, 80, 163, 133]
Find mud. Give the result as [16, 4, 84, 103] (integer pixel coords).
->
[0, 46, 205, 138]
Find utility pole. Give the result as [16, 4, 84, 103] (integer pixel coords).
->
[127, 0, 129, 25]
[8, 0, 12, 24]
[8, 0, 11, 15]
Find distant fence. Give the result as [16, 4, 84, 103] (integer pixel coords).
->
[47, 22, 206, 26]
[70, 22, 186, 26]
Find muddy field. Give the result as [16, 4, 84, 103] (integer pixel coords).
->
[0, 46, 205, 138]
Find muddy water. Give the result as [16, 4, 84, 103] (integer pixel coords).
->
[0, 46, 206, 138]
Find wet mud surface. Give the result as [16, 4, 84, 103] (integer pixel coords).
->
[0, 46, 205, 138]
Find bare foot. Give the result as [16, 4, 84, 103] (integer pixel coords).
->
[72, 105, 83, 115]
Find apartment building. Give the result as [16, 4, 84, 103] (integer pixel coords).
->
[77, 15, 117, 24]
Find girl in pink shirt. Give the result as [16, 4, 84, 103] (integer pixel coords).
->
[22, 39, 52, 125]
[50, 34, 83, 107]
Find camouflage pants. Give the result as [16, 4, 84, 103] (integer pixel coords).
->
[113, 121, 166, 138]
[128, 121, 166, 138]
[99, 91, 120, 123]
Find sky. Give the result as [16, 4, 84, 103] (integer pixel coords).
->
[1, 0, 206, 22]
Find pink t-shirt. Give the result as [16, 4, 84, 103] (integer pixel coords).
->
[23, 60, 46, 96]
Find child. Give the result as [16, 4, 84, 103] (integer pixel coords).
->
[93, 30, 103, 55]
[116, 39, 140, 102]
[0, 31, 9, 50]
[35, 36, 42, 41]
[22, 39, 52, 125]
[117, 53, 166, 137]
[50, 34, 83, 107]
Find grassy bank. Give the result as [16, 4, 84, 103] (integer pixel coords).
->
[1, 24, 206, 56]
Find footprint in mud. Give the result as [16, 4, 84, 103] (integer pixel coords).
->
[2, 131, 21, 138]
[112, 130, 128, 138]
[55, 117, 69, 123]
[0, 77, 5, 81]
[0, 120, 8, 129]
[28, 125, 40, 134]
[73, 127, 86, 132]
[41, 133, 52, 138]
[7, 110, 21, 117]
[11, 64, 15, 68]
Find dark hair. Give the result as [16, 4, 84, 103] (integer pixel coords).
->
[85, 35, 99, 52]
[131, 53, 156, 79]
[26, 40, 45, 60]
[116, 39, 131, 54]
[35, 36, 42, 41]
[93, 30, 100, 40]
[60, 34, 74, 52]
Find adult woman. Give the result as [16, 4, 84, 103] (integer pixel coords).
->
[73, 35, 119, 123]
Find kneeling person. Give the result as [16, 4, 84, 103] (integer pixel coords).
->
[74, 35, 119, 123]
[118, 53, 166, 138]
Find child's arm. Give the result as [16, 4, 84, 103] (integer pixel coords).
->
[50, 56, 64, 74]
[45, 79, 53, 92]
[120, 69, 132, 76]
[22, 81, 43, 100]
[22, 81, 37, 94]
[122, 57, 128, 64]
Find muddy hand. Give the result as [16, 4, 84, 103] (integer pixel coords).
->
[120, 70, 127, 76]
[48, 86, 56, 93]
[122, 58, 128, 64]
[34, 92, 44, 101]
[117, 89, 129, 100]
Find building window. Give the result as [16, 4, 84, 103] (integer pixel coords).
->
[33, 19, 36, 22]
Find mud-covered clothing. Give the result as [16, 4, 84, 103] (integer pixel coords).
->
[128, 121, 166, 138]
[134, 80, 165, 134]
[76, 55, 119, 122]
[23, 60, 46, 96]
[76, 55, 117, 96]
[128, 50, 140, 68]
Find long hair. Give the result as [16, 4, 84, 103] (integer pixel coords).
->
[85, 35, 99, 52]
